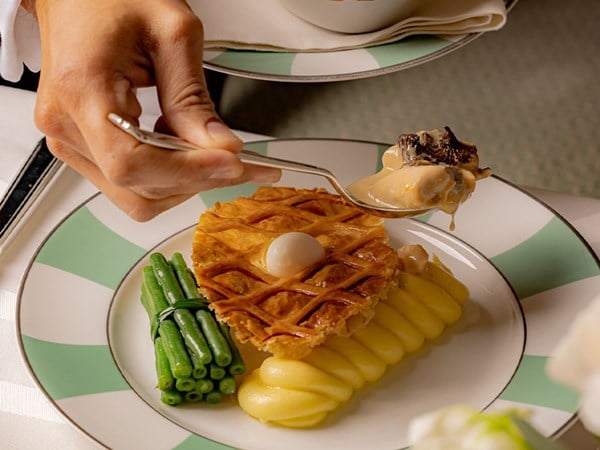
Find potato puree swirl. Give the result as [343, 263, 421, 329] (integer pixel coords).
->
[237, 247, 469, 428]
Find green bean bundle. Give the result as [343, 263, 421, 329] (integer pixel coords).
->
[140, 252, 247, 406]
[150, 253, 212, 366]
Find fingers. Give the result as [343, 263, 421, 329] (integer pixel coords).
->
[46, 136, 281, 221]
[40, 79, 281, 214]
[32, 0, 282, 221]
[128, 163, 281, 200]
[149, 4, 242, 151]
[46, 138, 195, 222]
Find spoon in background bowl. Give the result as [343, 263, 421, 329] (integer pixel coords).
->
[108, 113, 433, 219]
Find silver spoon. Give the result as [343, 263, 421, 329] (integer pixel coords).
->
[108, 113, 432, 219]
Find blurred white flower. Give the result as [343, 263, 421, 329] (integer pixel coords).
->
[407, 404, 558, 450]
[546, 296, 600, 436]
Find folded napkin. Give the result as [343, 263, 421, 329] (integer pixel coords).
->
[189, 0, 507, 52]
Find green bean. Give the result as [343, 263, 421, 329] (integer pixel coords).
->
[153, 337, 174, 391]
[150, 253, 187, 303]
[142, 288, 186, 392]
[185, 390, 203, 403]
[196, 310, 232, 367]
[170, 252, 200, 300]
[160, 388, 183, 406]
[209, 363, 226, 380]
[150, 253, 212, 365]
[217, 322, 246, 376]
[189, 351, 208, 379]
[141, 267, 170, 339]
[158, 320, 192, 379]
[218, 376, 237, 395]
[205, 390, 222, 405]
[195, 379, 214, 395]
[174, 309, 212, 365]
[175, 377, 195, 392]
[142, 266, 169, 315]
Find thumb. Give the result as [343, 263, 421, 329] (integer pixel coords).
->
[151, 9, 241, 152]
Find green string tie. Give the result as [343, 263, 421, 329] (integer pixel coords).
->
[150, 298, 209, 339]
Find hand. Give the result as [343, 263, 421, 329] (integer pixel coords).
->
[27, 0, 281, 221]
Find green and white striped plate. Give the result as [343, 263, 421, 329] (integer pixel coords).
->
[202, 1, 517, 82]
[17, 139, 599, 450]
[203, 35, 469, 82]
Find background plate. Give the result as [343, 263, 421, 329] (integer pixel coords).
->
[203, 0, 517, 82]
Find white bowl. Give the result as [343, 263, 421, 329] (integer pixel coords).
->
[279, 0, 420, 34]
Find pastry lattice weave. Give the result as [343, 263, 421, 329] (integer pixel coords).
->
[192, 187, 399, 358]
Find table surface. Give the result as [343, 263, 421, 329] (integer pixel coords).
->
[1, 86, 598, 449]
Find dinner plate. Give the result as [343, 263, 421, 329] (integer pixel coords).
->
[17, 139, 599, 450]
[203, 1, 517, 82]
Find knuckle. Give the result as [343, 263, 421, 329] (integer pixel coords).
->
[34, 100, 64, 138]
[125, 196, 167, 222]
[169, 85, 215, 115]
[34, 66, 96, 138]
[127, 205, 158, 222]
[45, 138, 69, 160]
[164, 12, 203, 44]
[131, 186, 165, 200]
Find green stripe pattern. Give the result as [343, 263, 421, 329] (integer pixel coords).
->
[413, 212, 434, 224]
[208, 36, 452, 76]
[35, 207, 147, 290]
[499, 355, 579, 412]
[491, 217, 600, 299]
[207, 50, 295, 76]
[22, 336, 130, 400]
[173, 434, 235, 450]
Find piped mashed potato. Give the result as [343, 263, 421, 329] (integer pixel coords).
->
[237, 244, 470, 428]
[347, 127, 491, 225]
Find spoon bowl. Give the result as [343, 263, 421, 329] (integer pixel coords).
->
[108, 113, 433, 219]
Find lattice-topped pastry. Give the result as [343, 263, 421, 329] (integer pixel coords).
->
[191, 186, 399, 359]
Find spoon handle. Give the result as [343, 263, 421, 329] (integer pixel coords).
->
[108, 113, 338, 182]
[239, 150, 333, 178]
[240, 150, 349, 199]
[106, 113, 429, 219]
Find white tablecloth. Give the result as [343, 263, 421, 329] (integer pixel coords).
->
[0, 86, 598, 449]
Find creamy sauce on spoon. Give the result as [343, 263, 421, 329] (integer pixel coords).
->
[347, 128, 490, 229]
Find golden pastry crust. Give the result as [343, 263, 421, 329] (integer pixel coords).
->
[191, 186, 399, 359]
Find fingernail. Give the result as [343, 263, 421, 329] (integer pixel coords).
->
[206, 120, 236, 140]
[208, 165, 244, 180]
[253, 169, 282, 184]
